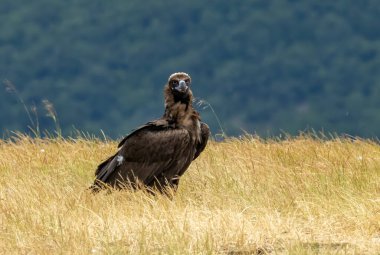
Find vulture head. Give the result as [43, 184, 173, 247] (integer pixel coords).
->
[164, 72, 193, 104]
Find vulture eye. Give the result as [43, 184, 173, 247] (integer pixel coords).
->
[185, 79, 190, 85]
[172, 80, 178, 86]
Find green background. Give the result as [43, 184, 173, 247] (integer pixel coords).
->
[1, 0, 379, 138]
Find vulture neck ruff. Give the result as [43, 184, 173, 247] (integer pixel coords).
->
[164, 84, 194, 123]
[163, 83, 200, 142]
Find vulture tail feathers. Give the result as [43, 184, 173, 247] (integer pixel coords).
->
[90, 154, 120, 192]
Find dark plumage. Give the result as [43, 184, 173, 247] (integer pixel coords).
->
[91, 72, 210, 194]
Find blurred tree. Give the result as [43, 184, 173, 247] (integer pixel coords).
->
[0, 0, 379, 138]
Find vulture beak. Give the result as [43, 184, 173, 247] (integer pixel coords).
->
[174, 80, 188, 93]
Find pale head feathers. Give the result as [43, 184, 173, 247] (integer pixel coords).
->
[168, 72, 191, 82]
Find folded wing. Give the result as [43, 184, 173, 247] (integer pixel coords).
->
[92, 120, 194, 192]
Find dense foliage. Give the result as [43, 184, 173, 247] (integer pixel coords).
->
[1, 0, 379, 138]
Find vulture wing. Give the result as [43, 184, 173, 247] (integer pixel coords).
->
[193, 122, 210, 160]
[93, 119, 193, 191]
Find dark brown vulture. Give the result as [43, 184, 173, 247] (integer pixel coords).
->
[91, 72, 210, 194]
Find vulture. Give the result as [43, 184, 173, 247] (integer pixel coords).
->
[91, 72, 210, 194]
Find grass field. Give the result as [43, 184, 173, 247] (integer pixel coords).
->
[0, 134, 379, 254]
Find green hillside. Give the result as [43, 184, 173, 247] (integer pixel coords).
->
[1, 0, 379, 138]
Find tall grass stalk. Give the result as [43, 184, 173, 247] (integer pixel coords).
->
[42, 99, 62, 137]
[3, 80, 62, 138]
[3, 80, 40, 137]
[194, 98, 226, 138]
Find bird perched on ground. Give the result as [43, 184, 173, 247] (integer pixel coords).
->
[90, 72, 210, 194]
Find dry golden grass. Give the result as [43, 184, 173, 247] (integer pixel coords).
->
[0, 134, 379, 254]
